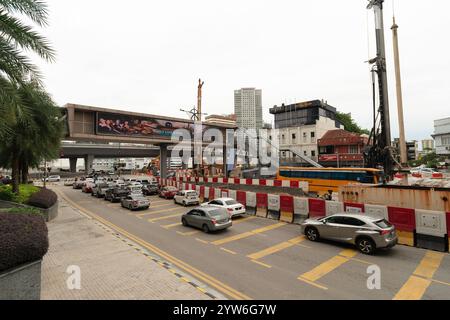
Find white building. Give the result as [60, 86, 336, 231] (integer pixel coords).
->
[234, 88, 263, 129]
[432, 117, 450, 162]
[269, 100, 344, 163]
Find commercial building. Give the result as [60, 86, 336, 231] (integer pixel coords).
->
[269, 100, 343, 164]
[422, 139, 435, 151]
[393, 139, 419, 161]
[205, 114, 237, 126]
[234, 88, 263, 129]
[432, 117, 450, 163]
[317, 130, 368, 167]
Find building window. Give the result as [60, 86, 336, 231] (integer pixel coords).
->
[292, 133, 296, 140]
[311, 150, 316, 157]
[349, 145, 359, 154]
[310, 132, 316, 143]
[303, 132, 307, 143]
[304, 151, 307, 156]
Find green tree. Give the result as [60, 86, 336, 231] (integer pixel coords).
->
[336, 112, 370, 135]
[0, 0, 55, 138]
[0, 80, 64, 191]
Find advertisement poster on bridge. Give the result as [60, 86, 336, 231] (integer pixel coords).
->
[96, 112, 198, 139]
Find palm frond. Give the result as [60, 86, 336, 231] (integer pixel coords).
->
[0, 0, 49, 26]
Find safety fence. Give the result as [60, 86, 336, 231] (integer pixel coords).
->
[157, 178, 450, 253]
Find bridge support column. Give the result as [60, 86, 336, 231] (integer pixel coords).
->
[84, 154, 94, 173]
[160, 144, 168, 179]
[69, 158, 78, 173]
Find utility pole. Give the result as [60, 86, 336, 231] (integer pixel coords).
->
[366, 0, 394, 176]
[391, 17, 408, 166]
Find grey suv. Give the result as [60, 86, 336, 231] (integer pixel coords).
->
[301, 213, 398, 255]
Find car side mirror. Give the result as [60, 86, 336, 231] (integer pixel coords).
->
[322, 220, 327, 224]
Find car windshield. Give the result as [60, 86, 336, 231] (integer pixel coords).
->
[186, 191, 197, 196]
[208, 209, 226, 217]
[225, 200, 238, 205]
[374, 219, 392, 229]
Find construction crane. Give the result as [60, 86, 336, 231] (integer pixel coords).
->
[364, 0, 396, 178]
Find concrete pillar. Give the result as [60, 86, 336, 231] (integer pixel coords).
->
[160, 144, 168, 179]
[69, 158, 78, 173]
[84, 154, 94, 173]
[223, 144, 228, 178]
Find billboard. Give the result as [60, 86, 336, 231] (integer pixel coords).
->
[96, 112, 195, 139]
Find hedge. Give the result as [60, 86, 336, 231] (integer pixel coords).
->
[26, 188, 58, 209]
[0, 212, 49, 273]
[0, 184, 40, 204]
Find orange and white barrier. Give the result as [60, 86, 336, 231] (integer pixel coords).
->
[280, 195, 294, 223]
[293, 197, 309, 224]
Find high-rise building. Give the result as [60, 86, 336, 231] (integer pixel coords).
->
[421, 139, 435, 152]
[234, 88, 263, 129]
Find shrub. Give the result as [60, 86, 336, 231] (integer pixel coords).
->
[0, 212, 49, 272]
[26, 188, 58, 209]
[0, 185, 16, 202]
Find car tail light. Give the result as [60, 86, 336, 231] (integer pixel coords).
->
[211, 218, 217, 225]
[133, 201, 138, 206]
[379, 229, 390, 236]
[227, 208, 233, 212]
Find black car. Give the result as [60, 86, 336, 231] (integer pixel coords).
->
[142, 182, 159, 196]
[104, 186, 129, 202]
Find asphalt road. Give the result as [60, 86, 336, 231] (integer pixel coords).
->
[53, 184, 450, 300]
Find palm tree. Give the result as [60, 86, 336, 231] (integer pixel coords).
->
[0, 0, 55, 139]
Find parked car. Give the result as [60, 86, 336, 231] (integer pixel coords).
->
[126, 184, 144, 196]
[202, 198, 246, 218]
[301, 213, 398, 255]
[142, 181, 159, 196]
[64, 178, 75, 186]
[72, 178, 85, 189]
[104, 186, 129, 202]
[181, 206, 232, 233]
[159, 186, 178, 199]
[92, 182, 114, 198]
[81, 178, 95, 193]
[0, 175, 12, 185]
[42, 175, 61, 182]
[121, 194, 150, 211]
[174, 190, 200, 206]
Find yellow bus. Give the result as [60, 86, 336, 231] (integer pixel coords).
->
[277, 167, 382, 196]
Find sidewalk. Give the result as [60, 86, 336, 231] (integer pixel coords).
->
[41, 198, 214, 300]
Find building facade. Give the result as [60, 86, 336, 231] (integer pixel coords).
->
[269, 100, 343, 164]
[205, 114, 237, 126]
[317, 130, 368, 167]
[422, 139, 435, 151]
[393, 139, 419, 161]
[234, 88, 263, 129]
[433, 117, 450, 163]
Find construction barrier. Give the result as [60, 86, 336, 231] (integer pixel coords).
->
[273, 180, 282, 187]
[237, 191, 246, 206]
[281, 180, 290, 188]
[447, 212, 450, 252]
[246, 179, 252, 185]
[229, 189, 237, 201]
[326, 200, 344, 216]
[415, 210, 448, 252]
[199, 186, 205, 203]
[221, 189, 229, 198]
[280, 195, 294, 223]
[344, 202, 365, 213]
[256, 193, 268, 218]
[209, 187, 216, 201]
[268, 194, 281, 220]
[259, 179, 267, 186]
[204, 186, 210, 202]
[388, 206, 416, 247]
[308, 198, 326, 218]
[294, 197, 309, 224]
[246, 192, 257, 215]
[364, 204, 389, 220]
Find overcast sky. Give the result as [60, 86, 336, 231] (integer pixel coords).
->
[35, 0, 450, 143]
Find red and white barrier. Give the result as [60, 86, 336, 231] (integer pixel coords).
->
[364, 204, 388, 220]
[256, 193, 268, 218]
[388, 206, 416, 246]
[246, 191, 257, 215]
[415, 209, 447, 252]
[326, 200, 344, 216]
[280, 195, 294, 223]
[268, 194, 281, 220]
[308, 198, 326, 218]
[294, 197, 309, 224]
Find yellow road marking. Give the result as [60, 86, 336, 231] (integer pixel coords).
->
[232, 216, 257, 225]
[212, 223, 286, 246]
[393, 251, 445, 300]
[56, 189, 251, 300]
[299, 249, 357, 282]
[137, 207, 183, 217]
[298, 277, 328, 290]
[148, 213, 182, 223]
[247, 236, 305, 260]
[220, 248, 237, 255]
[196, 238, 209, 244]
[251, 260, 272, 269]
[163, 222, 182, 229]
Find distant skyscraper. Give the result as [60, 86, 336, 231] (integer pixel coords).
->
[234, 88, 263, 129]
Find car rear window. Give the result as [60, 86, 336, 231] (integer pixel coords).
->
[186, 191, 197, 196]
[374, 219, 392, 229]
[225, 200, 238, 205]
[208, 209, 226, 217]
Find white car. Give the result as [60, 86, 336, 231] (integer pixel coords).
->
[202, 197, 246, 218]
[174, 190, 200, 206]
[42, 175, 61, 182]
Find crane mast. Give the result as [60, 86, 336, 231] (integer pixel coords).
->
[365, 0, 394, 177]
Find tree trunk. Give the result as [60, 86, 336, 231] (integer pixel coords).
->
[11, 152, 20, 194]
[21, 161, 29, 185]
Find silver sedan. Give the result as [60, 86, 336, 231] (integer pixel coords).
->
[181, 206, 232, 233]
[301, 213, 398, 255]
[121, 194, 150, 211]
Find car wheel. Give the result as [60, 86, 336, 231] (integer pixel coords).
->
[182, 218, 188, 227]
[183, 201, 187, 207]
[357, 237, 376, 255]
[202, 224, 210, 233]
[305, 227, 320, 242]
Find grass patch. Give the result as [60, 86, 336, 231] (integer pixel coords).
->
[0, 184, 40, 204]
